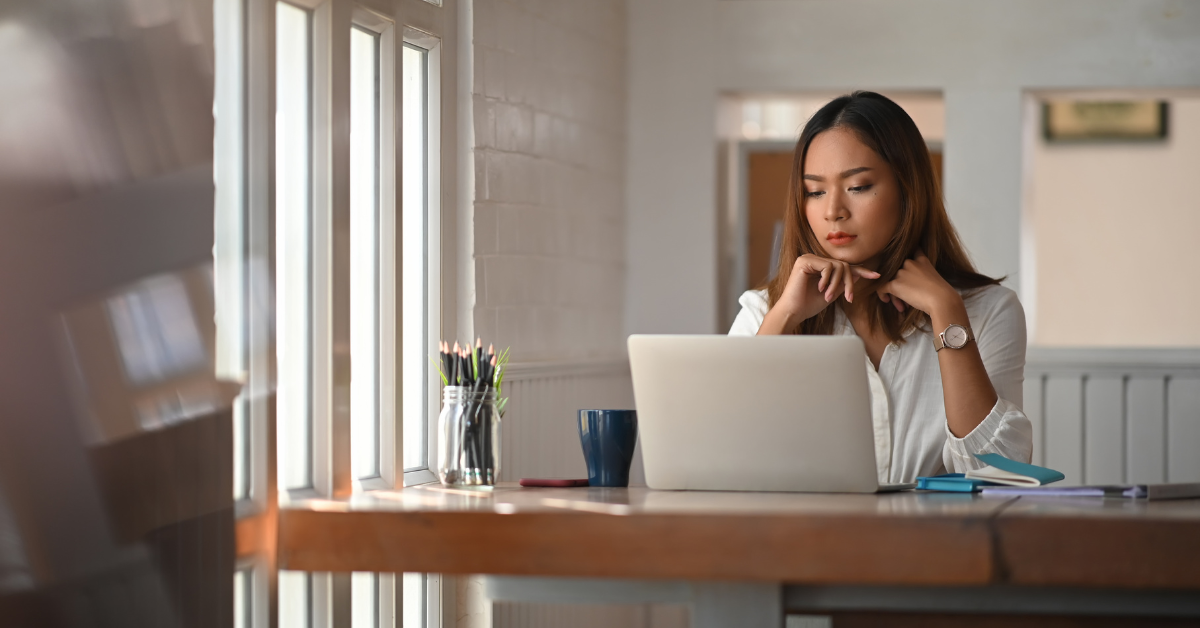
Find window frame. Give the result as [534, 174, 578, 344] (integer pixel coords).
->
[223, 0, 460, 626]
[275, 0, 319, 500]
[350, 5, 399, 493]
[400, 25, 443, 489]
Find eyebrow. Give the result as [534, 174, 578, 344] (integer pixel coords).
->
[802, 166, 873, 182]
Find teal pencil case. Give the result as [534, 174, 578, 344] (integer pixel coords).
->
[916, 473, 995, 493]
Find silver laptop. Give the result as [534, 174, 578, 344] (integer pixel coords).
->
[628, 334, 914, 493]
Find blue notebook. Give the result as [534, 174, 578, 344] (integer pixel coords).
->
[966, 453, 1065, 486]
[915, 473, 994, 492]
[917, 454, 1065, 493]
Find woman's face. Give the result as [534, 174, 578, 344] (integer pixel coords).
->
[801, 127, 901, 269]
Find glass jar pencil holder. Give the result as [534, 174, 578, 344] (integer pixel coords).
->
[437, 386, 500, 487]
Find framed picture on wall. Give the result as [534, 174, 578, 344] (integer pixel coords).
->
[1043, 100, 1169, 142]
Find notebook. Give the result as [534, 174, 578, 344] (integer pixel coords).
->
[916, 453, 1064, 493]
[965, 453, 1066, 487]
[915, 474, 992, 493]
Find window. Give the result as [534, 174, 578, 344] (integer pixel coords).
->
[279, 570, 311, 628]
[403, 572, 426, 628]
[275, 0, 314, 492]
[218, 1, 457, 626]
[214, 0, 250, 503]
[351, 572, 377, 628]
[401, 40, 431, 475]
[234, 568, 252, 628]
[350, 15, 393, 625]
[350, 24, 382, 481]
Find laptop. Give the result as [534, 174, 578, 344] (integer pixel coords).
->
[628, 334, 914, 493]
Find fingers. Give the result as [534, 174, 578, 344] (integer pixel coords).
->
[824, 263, 844, 302]
[801, 254, 884, 305]
[825, 262, 882, 303]
[878, 280, 905, 312]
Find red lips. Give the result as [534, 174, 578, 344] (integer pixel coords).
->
[826, 231, 857, 245]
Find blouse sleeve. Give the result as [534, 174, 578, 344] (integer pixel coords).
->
[728, 290, 770, 336]
[942, 287, 1034, 472]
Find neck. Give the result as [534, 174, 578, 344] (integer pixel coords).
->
[839, 294, 874, 324]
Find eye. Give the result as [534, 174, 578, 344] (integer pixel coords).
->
[804, 190, 825, 198]
[849, 184, 873, 193]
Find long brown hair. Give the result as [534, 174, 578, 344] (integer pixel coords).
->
[765, 91, 999, 342]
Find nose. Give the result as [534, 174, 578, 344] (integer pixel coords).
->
[823, 187, 849, 223]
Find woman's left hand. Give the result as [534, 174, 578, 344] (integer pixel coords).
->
[877, 251, 962, 316]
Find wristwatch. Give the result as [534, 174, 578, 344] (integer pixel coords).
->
[934, 323, 973, 351]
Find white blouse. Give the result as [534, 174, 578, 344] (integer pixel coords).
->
[728, 284, 1033, 483]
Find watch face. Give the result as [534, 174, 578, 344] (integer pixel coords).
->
[944, 325, 969, 349]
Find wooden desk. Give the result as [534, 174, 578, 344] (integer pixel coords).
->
[275, 485, 1200, 626]
[279, 485, 1008, 583]
[996, 497, 1200, 589]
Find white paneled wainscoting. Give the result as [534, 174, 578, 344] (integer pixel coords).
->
[1024, 347, 1200, 487]
[497, 360, 641, 485]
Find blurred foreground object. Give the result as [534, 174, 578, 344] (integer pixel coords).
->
[59, 265, 239, 548]
[60, 265, 241, 447]
[0, 0, 231, 625]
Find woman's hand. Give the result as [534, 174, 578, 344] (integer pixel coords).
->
[758, 254, 880, 335]
[877, 251, 962, 319]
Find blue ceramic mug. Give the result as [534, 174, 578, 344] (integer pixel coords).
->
[577, 409, 638, 487]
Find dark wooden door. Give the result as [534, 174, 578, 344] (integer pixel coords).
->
[747, 151, 793, 289]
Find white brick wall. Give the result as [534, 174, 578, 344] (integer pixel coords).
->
[468, 3, 637, 626]
[471, 0, 627, 363]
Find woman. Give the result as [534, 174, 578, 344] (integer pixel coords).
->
[729, 91, 1032, 483]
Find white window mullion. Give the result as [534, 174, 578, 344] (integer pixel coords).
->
[307, 0, 353, 501]
[377, 18, 401, 490]
[311, 2, 355, 628]
[235, 0, 278, 623]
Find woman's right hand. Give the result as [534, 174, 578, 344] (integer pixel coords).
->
[757, 254, 881, 335]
